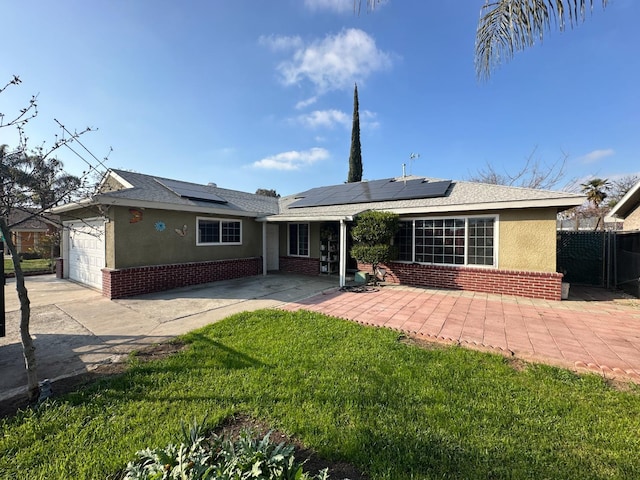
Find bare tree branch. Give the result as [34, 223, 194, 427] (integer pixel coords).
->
[467, 147, 570, 190]
[1, 76, 108, 402]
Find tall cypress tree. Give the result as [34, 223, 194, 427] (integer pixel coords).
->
[347, 83, 362, 183]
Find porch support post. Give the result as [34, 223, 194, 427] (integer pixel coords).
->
[262, 222, 267, 276]
[339, 219, 347, 287]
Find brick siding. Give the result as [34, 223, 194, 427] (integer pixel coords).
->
[279, 256, 320, 276]
[102, 257, 262, 299]
[358, 261, 563, 301]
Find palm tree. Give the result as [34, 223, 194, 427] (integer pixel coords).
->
[475, 0, 609, 79]
[359, 1, 609, 79]
[581, 177, 611, 230]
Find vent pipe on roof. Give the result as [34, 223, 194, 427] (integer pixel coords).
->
[402, 163, 406, 178]
[207, 182, 217, 187]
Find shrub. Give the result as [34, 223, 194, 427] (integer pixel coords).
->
[20, 251, 42, 260]
[350, 210, 399, 284]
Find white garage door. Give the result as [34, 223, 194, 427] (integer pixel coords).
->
[66, 219, 105, 290]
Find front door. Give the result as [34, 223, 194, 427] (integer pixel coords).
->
[266, 224, 279, 271]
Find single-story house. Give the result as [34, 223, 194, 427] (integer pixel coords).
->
[609, 179, 640, 231]
[53, 168, 585, 301]
[3, 210, 60, 256]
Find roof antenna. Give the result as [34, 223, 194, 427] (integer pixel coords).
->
[409, 152, 420, 175]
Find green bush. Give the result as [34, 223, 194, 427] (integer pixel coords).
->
[122, 419, 333, 480]
[350, 211, 399, 283]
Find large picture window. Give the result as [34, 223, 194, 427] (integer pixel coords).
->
[197, 217, 242, 245]
[395, 216, 497, 267]
[288, 223, 309, 257]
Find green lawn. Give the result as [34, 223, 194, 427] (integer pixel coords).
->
[2, 257, 53, 274]
[1, 309, 639, 479]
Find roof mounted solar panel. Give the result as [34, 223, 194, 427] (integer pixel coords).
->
[288, 178, 451, 208]
[155, 178, 228, 204]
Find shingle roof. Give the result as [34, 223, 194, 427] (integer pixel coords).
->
[93, 169, 280, 216]
[270, 176, 586, 220]
[8, 210, 59, 230]
[55, 170, 586, 220]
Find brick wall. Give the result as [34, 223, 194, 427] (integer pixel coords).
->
[279, 256, 320, 276]
[102, 257, 262, 299]
[358, 261, 563, 301]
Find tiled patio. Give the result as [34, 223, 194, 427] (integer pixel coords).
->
[282, 283, 640, 381]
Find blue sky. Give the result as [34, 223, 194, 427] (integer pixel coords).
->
[1, 0, 638, 196]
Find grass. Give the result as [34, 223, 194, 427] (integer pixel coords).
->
[3, 258, 52, 274]
[1, 309, 640, 479]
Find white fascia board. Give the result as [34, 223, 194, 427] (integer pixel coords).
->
[385, 197, 586, 215]
[106, 170, 135, 189]
[94, 169, 134, 193]
[609, 180, 640, 218]
[258, 214, 354, 222]
[51, 198, 95, 213]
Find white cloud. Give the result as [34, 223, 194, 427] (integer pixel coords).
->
[304, 0, 388, 13]
[272, 28, 393, 92]
[580, 148, 615, 164]
[296, 109, 350, 129]
[304, 0, 352, 13]
[252, 147, 330, 170]
[360, 109, 380, 129]
[295, 96, 318, 110]
[258, 34, 303, 52]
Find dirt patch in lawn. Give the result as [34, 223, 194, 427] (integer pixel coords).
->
[216, 414, 368, 480]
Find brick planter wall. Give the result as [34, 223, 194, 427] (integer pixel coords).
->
[358, 261, 563, 301]
[102, 257, 262, 299]
[279, 256, 320, 276]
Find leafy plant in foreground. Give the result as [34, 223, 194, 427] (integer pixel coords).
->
[122, 418, 335, 480]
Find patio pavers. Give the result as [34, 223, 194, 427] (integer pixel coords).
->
[282, 284, 640, 382]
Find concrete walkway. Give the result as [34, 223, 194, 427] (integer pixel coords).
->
[1, 274, 337, 401]
[282, 283, 640, 382]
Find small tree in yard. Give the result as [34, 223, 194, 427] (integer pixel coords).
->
[1, 75, 100, 402]
[350, 210, 399, 284]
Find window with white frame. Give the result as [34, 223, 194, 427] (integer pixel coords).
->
[288, 223, 309, 256]
[395, 216, 497, 266]
[197, 217, 242, 245]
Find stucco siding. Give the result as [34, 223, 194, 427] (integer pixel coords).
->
[623, 205, 640, 231]
[499, 208, 557, 272]
[105, 217, 116, 268]
[112, 207, 263, 269]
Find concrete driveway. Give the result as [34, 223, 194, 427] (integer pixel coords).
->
[1, 274, 337, 401]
